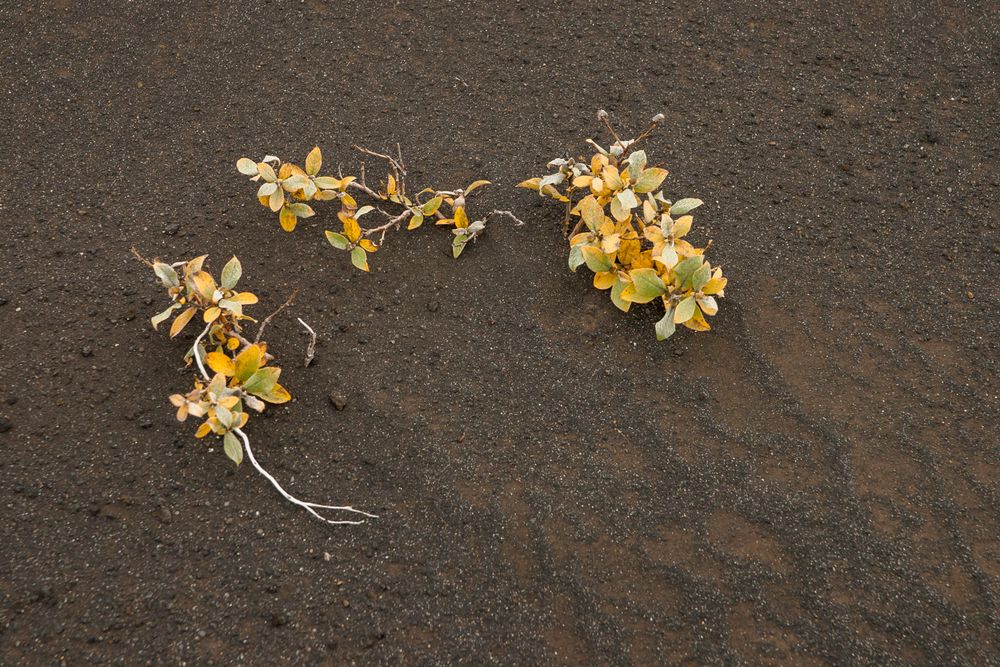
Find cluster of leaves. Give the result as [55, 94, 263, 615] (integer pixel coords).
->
[146, 254, 290, 465]
[518, 111, 727, 340]
[236, 146, 497, 270]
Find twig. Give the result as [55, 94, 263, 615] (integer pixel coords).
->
[191, 323, 377, 526]
[597, 109, 622, 145]
[297, 317, 316, 368]
[130, 246, 154, 268]
[483, 210, 526, 226]
[352, 145, 406, 177]
[346, 179, 384, 201]
[363, 209, 413, 245]
[254, 289, 298, 344]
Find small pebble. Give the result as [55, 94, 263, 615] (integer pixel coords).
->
[329, 393, 347, 411]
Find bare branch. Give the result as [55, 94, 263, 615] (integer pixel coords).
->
[254, 289, 298, 344]
[352, 144, 405, 176]
[130, 246, 154, 268]
[483, 210, 526, 226]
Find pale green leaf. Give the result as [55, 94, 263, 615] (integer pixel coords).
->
[220, 256, 242, 290]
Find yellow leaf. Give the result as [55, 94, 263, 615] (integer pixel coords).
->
[340, 214, 361, 242]
[305, 146, 322, 176]
[579, 195, 604, 232]
[634, 167, 669, 194]
[386, 174, 397, 196]
[219, 395, 240, 409]
[169, 307, 197, 338]
[617, 238, 643, 266]
[683, 306, 711, 331]
[569, 232, 593, 247]
[279, 206, 297, 232]
[573, 175, 593, 188]
[278, 162, 294, 180]
[593, 271, 616, 290]
[205, 351, 235, 376]
[602, 165, 623, 191]
[435, 218, 454, 226]
[454, 207, 469, 229]
[230, 292, 258, 305]
[226, 337, 241, 351]
[672, 215, 693, 238]
[359, 239, 378, 252]
[189, 271, 216, 300]
[195, 422, 212, 438]
[601, 233, 621, 255]
[203, 306, 221, 323]
[517, 177, 541, 191]
[268, 186, 284, 212]
[233, 345, 262, 383]
[702, 275, 727, 296]
[464, 179, 491, 195]
[261, 383, 291, 404]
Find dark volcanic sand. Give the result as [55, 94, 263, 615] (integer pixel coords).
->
[2, 1, 998, 664]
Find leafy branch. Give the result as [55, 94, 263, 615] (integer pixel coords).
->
[237, 145, 524, 270]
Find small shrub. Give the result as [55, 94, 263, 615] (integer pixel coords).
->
[144, 252, 288, 465]
[137, 249, 375, 524]
[237, 146, 522, 271]
[519, 110, 727, 341]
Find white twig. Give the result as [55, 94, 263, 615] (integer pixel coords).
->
[297, 317, 316, 368]
[192, 323, 376, 525]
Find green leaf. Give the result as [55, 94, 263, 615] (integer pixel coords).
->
[153, 262, 179, 288]
[325, 231, 349, 250]
[282, 175, 309, 191]
[220, 256, 242, 290]
[452, 234, 467, 258]
[655, 309, 677, 341]
[610, 278, 631, 312]
[626, 150, 647, 178]
[673, 256, 703, 289]
[350, 246, 369, 271]
[615, 188, 639, 210]
[150, 303, 180, 329]
[244, 367, 280, 396]
[630, 268, 667, 302]
[674, 296, 696, 323]
[422, 195, 443, 215]
[223, 431, 243, 465]
[568, 244, 585, 272]
[669, 198, 703, 216]
[581, 246, 613, 273]
[691, 263, 711, 291]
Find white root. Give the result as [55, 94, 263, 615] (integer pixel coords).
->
[192, 323, 377, 525]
